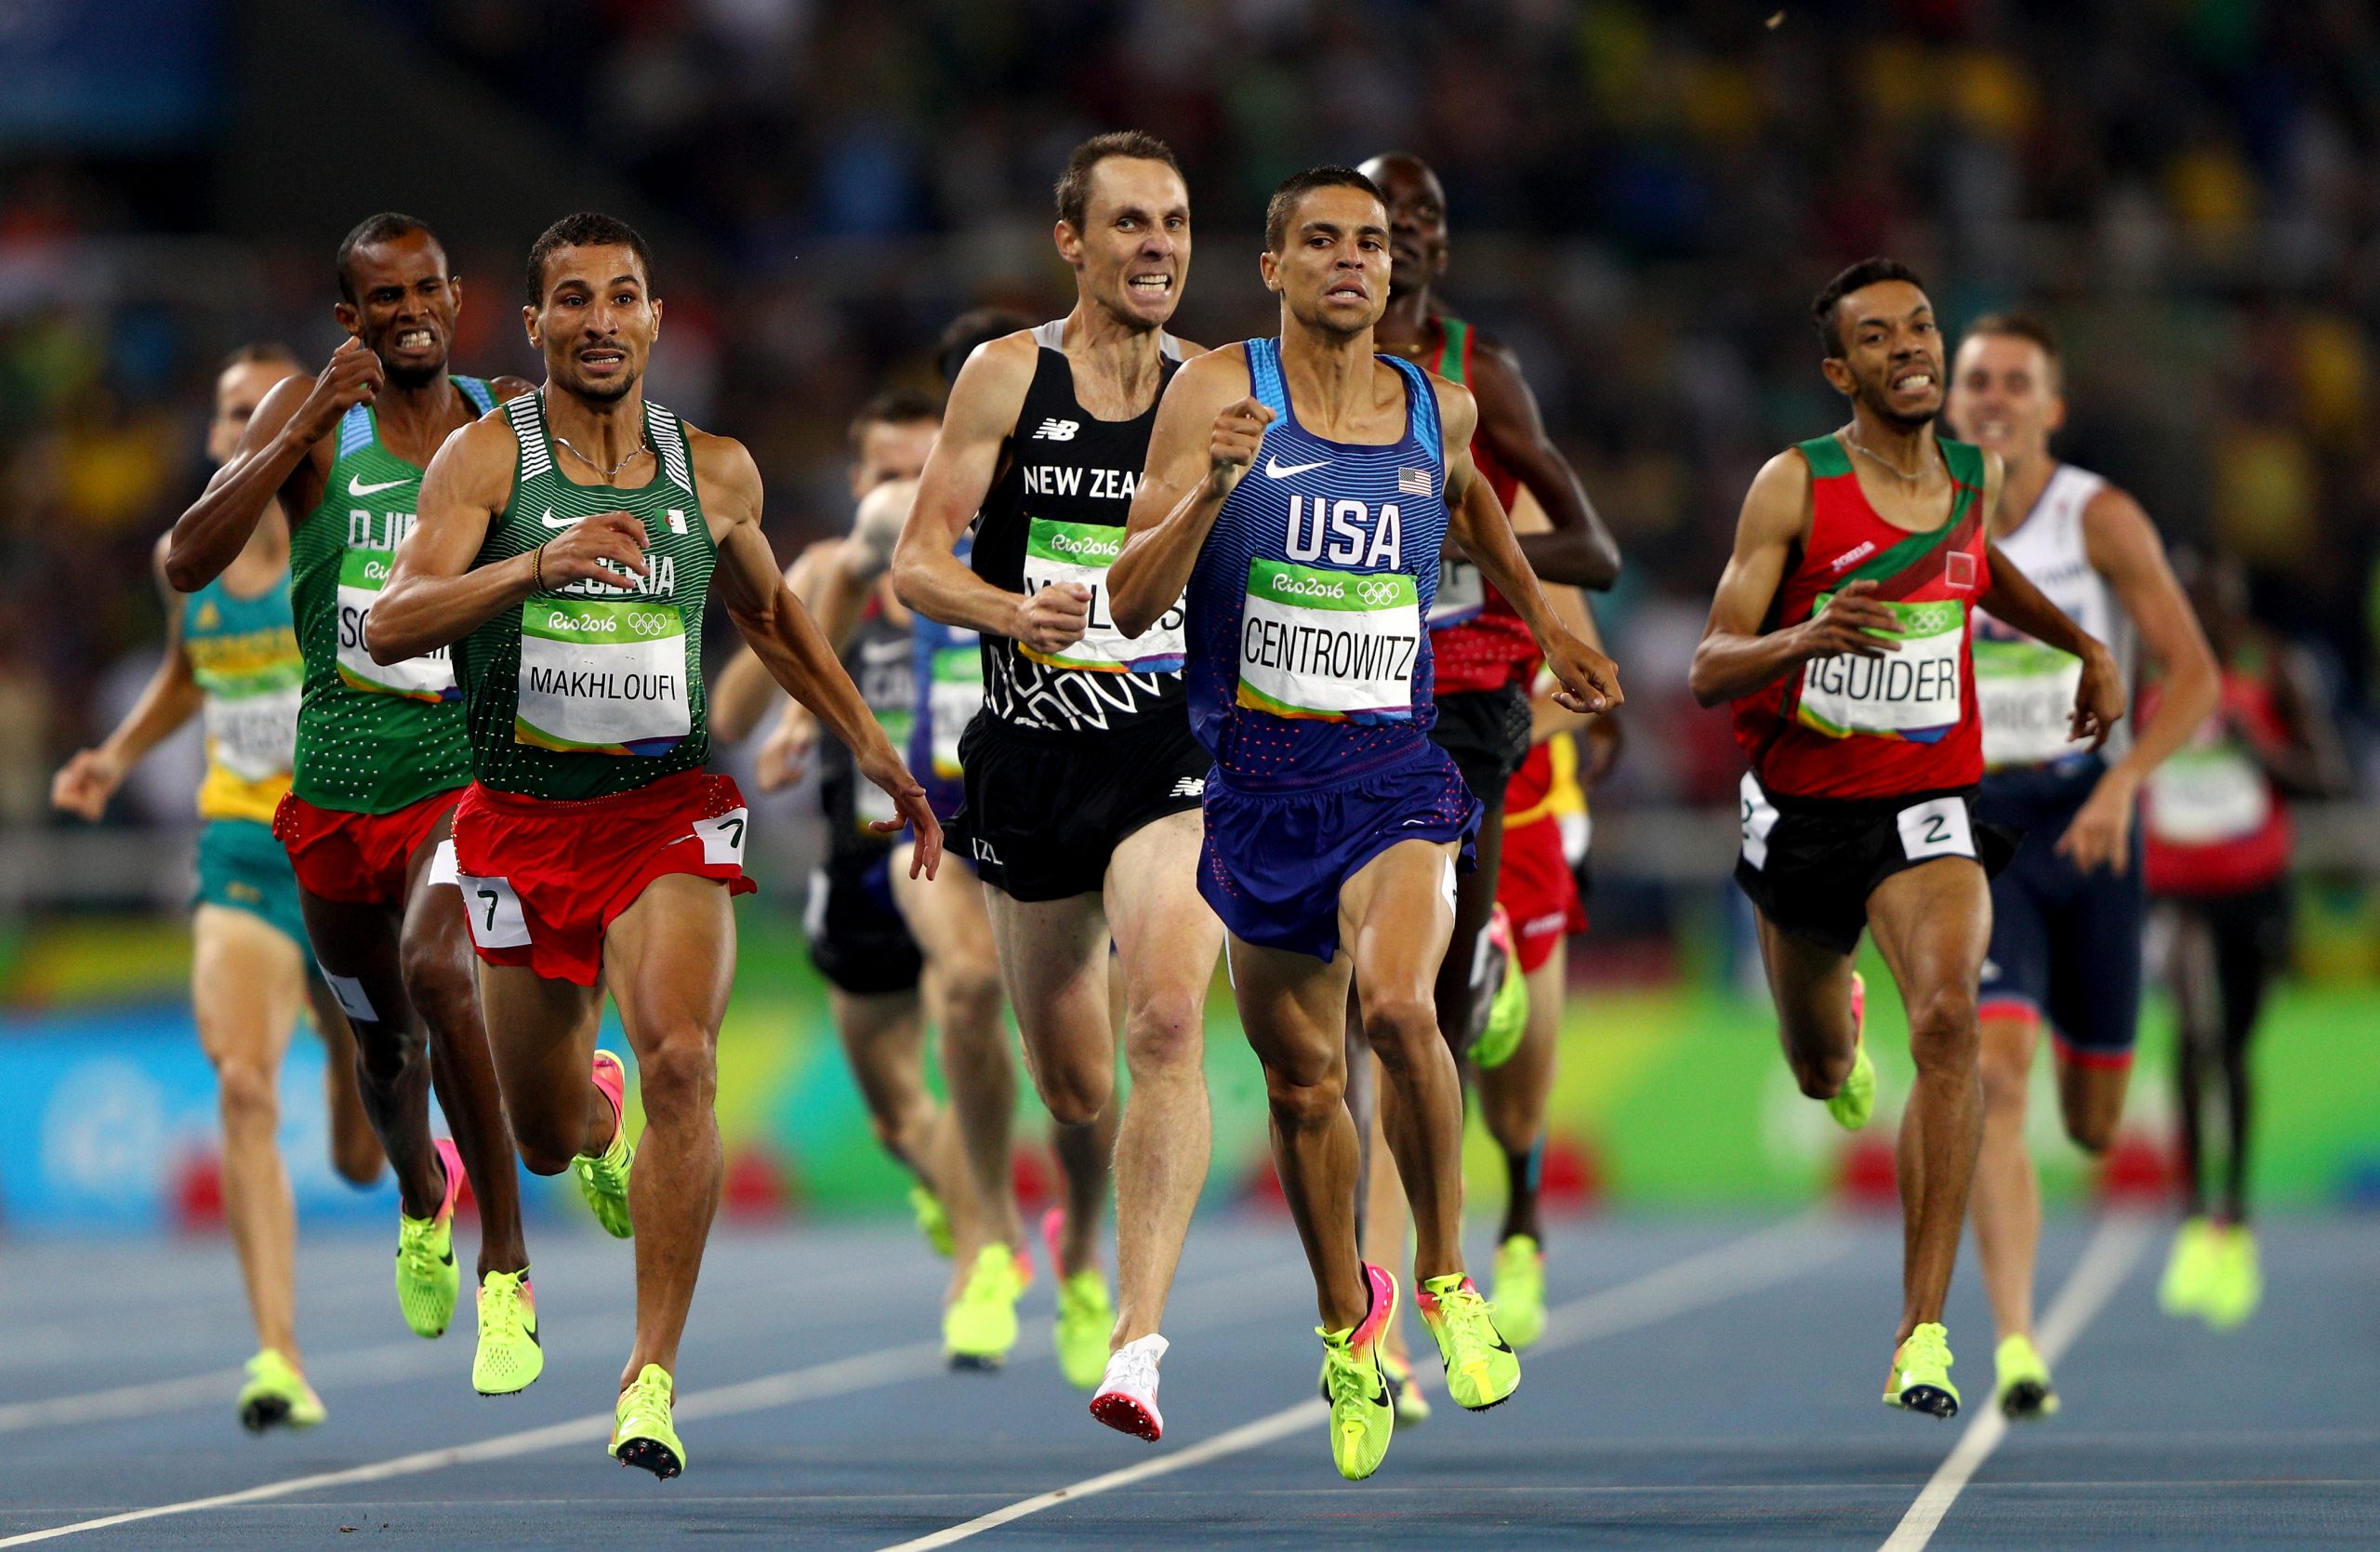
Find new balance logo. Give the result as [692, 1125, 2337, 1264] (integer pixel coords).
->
[972, 837, 1004, 865]
[1170, 776, 1206, 799]
[1033, 418, 1079, 442]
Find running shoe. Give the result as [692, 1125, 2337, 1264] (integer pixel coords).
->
[1828, 973, 1875, 1131]
[1417, 1273, 1521, 1411]
[472, 1268, 542, 1397]
[944, 1242, 1026, 1370]
[1994, 1333, 2058, 1421]
[1318, 1263, 1399, 1481]
[1044, 1207, 1114, 1389]
[2158, 1216, 2218, 1318]
[1384, 1348, 1432, 1428]
[1491, 1233, 1548, 1349]
[611, 1363, 684, 1479]
[1089, 1333, 1168, 1441]
[2203, 1224, 2262, 1331]
[236, 1349, 324, 1434]
[910, 1184, 955, 1259]
[575, 1049, 635, 1239]
[1884, 1321, 1960, 1418]
[1471, 905, 1529, 1070]
[394, 1136, 466, 1338]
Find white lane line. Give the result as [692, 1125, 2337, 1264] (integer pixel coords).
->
[1878, 1214, 2154, 1552]
[0, 1342, 442, 1436]
[876, 1212, 1853, 1552]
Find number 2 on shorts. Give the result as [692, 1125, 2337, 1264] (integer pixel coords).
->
[1895, 796, 1975, 863]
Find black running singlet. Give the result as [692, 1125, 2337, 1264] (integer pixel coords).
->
[971, 319, 1187, 737]
[817, 597, 914, 864]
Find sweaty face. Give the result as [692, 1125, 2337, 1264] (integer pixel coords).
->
[208, 359, 298, 466]
[1828, 280, 1944, 429]
[1948, 334, 2060, 463]
[1066, 157, 1190, 332]
[528, 245, 659, 405]
[848, 418, 937, 500]
[1265, 185, 1392, 337]
[1358, 154, 1448, 297]
[341, 230, 460, 389]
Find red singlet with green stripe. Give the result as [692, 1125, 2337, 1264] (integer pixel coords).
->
[1730, 433, 1991, 801]
[1424, 314, 1538, 696]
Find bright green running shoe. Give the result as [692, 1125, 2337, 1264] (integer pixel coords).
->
[1043, 1208, 1114, 1389]
[1418, 1273, 1521, 1411]
[575, 1050, 635, 1240]
[1884, 1321, 1960, 1418]
[1491, 1234, 1547, 1349]
[1994, 1333, 2058, 1421]
[944, 1243, 1027, 1370]
[610, 1363, 684, 1479]
[910, 1185, 955, 1259]
[2203, 1225, 2262, 1331]
[395, 1136, 465, 1338]
[236, 1349, 324, 1434]
[1471, 906, 1529, 1069]
[472, 1269, 543, 1397]
[2159, 1216, 2219, 1318]
[1319, 1264, 1398, 1480]
[1828, 974, 1875, 1131]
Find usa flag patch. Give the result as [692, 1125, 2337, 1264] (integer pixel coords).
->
[1397, 467, 1433, 497]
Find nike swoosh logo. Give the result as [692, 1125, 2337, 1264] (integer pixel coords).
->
[1264, 457, 1329, 479]
[537, 509, 577, 528]
[350, 474, 413, 497]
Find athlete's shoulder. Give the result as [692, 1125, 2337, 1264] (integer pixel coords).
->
[942, 329, 1042, 431]
[682, 421, 763, 511]
[1739, 447, 1816, 539]
[487, 375, 537, 404]
[1169, 340, 1250, 394]
[1423, 366, 1477, 443]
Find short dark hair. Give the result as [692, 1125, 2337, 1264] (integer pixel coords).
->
[1264, 166, 1384, 252]
[218, 342, 301, 375]
[1964, 311, 2062, 371]
[337, 212, 438, 304]
[847, 387, 942, 451]
[526, 212, 654, 306]
[1053, 131, 1183, 232]
[1811, 257, 1928, 356]
[935, 307, 1032, 387]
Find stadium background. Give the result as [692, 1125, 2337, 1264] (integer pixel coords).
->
[2, 0, 2376, 1233]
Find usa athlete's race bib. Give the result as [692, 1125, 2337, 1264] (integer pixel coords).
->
[1236, 558, 1421, 722]
[1975, 637, 2083, 768]
[514, 597, 690, 756]
[1796, 595, 1964, 743]
[1018, 517, 1184, 674]
[337, 549, 458, 701]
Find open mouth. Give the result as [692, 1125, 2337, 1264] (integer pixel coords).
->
[1325, 281, 1368, 304]
[1127, 272, 1174, 298]
[1891, 367, 1937, 395]
[393, 328, 435, 352]
[578, 347, 628, 373]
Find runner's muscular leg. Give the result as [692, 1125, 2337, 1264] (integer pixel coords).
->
[830, 984, 958, 1204]
[474, 963, 607, 1174]
[304, 975, 385, 1187]
[1102, 808, 1221, 1346]
[1231, 934, 1368, 1331]
[402, 827, 527, 1276]
[298, 887, 444, 1217]
[192, 905, 309, 1361]
[895, 853, 1022, 1257]
[1753, 913, 1861, 1100]
[1864, 857, 1991, 1344]
[984, 886, 1116, 1267]
[1478, 940, 1565, 1244]
[1970, 1009, 2043, 1342]
[602, 872, 737, 1385]
[1344, 839, 1466, 1284]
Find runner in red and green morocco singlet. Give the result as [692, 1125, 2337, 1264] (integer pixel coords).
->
[165, 216, 545, 1399]
[371, 212, 940, 1481]
[1688, 259, 2124, 1421]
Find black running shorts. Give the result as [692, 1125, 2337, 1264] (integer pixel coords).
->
[1429, 684, 1534, 809]
[803, 845, 922, 996]
[951, 715, 1210, 902]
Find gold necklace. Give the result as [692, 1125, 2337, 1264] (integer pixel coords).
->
[552, 429, 650, 482]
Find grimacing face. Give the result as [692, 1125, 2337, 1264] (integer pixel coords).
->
[526, 244, 661, 405]
[1059, 156, 1190, 333]
[208, 359, 298, 466]
[848, 417, 936, 501]
[1263, 184, 1393, 338]
[338, 228, 460, 390]
[1948, 331, 2063, 464]
[1823, 279, 1945, 430]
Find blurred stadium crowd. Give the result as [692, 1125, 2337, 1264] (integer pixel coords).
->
[5, 0, 2377, 832]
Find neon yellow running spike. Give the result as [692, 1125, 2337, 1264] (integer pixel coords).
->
[473, 1269, 543, 1397]
[2159, 1216, 2219, 1318]
[1994, 1333, 2058, 1421]
[1471, 905, 1530, 1069]
[910, 1185, 954, 1259]
[236, 1349, 324, 1434]
[1418, 1274, 1521, 1411]
[944, 1243, 1025, 1370]
[575, 1050, 635, 1240]
[1828, 974, 1875, 1131]
[2203, 1225, 2262, 1331]
[1884, 1321, 1960, 1418]
[1053, 1269, 1115, 1390]
[611, 1363, 684, 1479]
[395, 1137, 465, 1338]
[1491, 1234, 1548, 1349]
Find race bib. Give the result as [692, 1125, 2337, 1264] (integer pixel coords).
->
[514, 597, 691, 756]
[1795, 595, 1965, 742]
[337, 549, 458, 701]
[1737, 772, 1781, 870]
[1018, 517, 1185, 673]
[2147, 746, 2271, 846]
[203, 682, 300, 784]
[1427, 558, 1486, 629]
[928, 643, 982, 780]
[1236, 558, 1421, 722]
[1975, 637, 2084, 769]
[858, 707, 914, 828]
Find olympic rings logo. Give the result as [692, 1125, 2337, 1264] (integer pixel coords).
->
[1355, 577, 1401, 607]
[625, 611, 676, 637]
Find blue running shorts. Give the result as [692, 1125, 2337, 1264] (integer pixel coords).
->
[1976, 760, 2145, 1068]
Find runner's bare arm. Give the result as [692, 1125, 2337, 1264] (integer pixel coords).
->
[1439, 383, 1619, 713]
[700, 432, 941, 879]
[1691, 450, 1892, 705]
[1978, 537, 2123, 750]
[2084, 486, 2217, 783]
[1466, 337, 1621, 590]
[709, 541, 850, 742]
[2264, 642, 2352, 798]
[51, 537, 205, 819]
[890, 333, 1075, 649]
[1111, 349, 1263, 639]
[165, 339, 380, 591]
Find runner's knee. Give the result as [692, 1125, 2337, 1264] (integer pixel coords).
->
[636, 1026, 717, 1123]
[514, 1122, 579, 1176]
[1788, 1047, 1850, 1102]
[1122, 988, 1202, 1075]
[937, 957, 1004, 1036]
[1263, 1057, 1345, 1133]
[1977, 1024, 2035, 1119]
[214, 1055, 279, 1134]
[1907, 984, 1980, 1070]
[1035, 1060, 1111, 1129]
[398, 929, 473, 1039]
[1363, 994, 1441, 1075]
